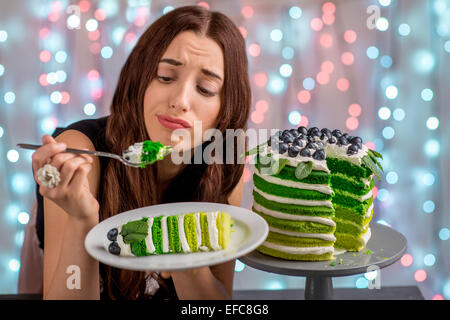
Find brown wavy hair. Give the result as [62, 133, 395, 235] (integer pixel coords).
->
[99, 6, 251, 299]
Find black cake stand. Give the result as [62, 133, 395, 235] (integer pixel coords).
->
[239, 222, 407, 300]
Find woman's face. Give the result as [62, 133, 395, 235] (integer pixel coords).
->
[143, 31, 224, 151]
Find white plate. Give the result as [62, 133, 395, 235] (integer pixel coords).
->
[85, 202, 268, 271]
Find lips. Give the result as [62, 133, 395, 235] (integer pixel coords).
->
[157, 114, 192, 130]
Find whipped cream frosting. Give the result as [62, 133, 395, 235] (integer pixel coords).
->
[254, 186, 333, 208]
[253, 202, 336, 226]
[262, 241, 334, 255]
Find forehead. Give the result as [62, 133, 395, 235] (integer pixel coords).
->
[160, 31, 224, 75]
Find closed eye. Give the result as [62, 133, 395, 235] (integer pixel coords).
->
[197, 85, 215, 97]
[157, 76, 172, 83]
[157, 75, 216, 97]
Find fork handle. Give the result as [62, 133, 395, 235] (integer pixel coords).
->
[17, 143, 100, 156]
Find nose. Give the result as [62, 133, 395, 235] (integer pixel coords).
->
[169, 79, 191, 112]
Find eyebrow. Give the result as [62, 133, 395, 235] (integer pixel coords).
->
[159, 58, 223, 81]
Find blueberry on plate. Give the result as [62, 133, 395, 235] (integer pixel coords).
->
[278, 142, 289, 154]
[353, 142, 362, 150]
[278, 130, 284, 138]
[327, 136, 337, 144]
[337, 136, 349, 146]
[108, 241, 121, 255]
[297, 126, 308, 135]
[298, 133, 307, 140]
[332, 129, 342, 138]
[342, 133, 349, 139]
[107, 228, 118, 241]
[288, 146, 300, 157]
[312, 149, 326, 160]
[293, 138, 303, 147]
[300, 147, 312, 157]
[305, 142, 315, 150]
[347, 144, 359, 155]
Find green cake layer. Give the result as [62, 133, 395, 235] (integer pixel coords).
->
[334, 232, 369, 252]
[330, 174, 374, 196]
[326, 157, 373, 179]
[257, 245, 334, 261]
[331, 192, 373, 215]
[266, 231, 334, 247]
[253, 191, 334, 217]
[334, 205, 373, 225]
[253, 174, 332, 201]
[253, 208, 335, 234]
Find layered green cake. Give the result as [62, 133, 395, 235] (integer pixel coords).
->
[106, 211, 233, 256]
[250, 127, 383, 261]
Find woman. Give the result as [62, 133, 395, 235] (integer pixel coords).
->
[31, 5, 251, 300]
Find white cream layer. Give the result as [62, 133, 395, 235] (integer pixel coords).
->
[333, 172, 372, 187]
[178, 215, 191, 253]
[261, 146, 330, 173]
[269, 226, 336, 242]
[361, 227, 372, 245]
[207, 211, 221, 250]
[261, 241, 334, 255]
[145, 217, 155, 254]
[161, 216, 169, 253]
[194, 212, 202, 249]
[254, 186, 333, 208]
[335, 189, 373, 202]
[324, 143, 369, 166]
[254, 167, 333, 195]
[253, 202, 336, 227]
[117, 225, 132, 256]
[365, 203, 374, 218]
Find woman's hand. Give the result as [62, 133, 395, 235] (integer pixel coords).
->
[32, 134, 99, 221]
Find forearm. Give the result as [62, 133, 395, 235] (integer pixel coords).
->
[44, 216, 100, 300]
[171, 267, 231, 300]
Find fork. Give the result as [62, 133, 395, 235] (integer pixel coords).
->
[17, 143, 164, 168]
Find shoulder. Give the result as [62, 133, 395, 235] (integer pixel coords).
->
[53, 116, 109, 150]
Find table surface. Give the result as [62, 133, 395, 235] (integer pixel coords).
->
[239, 222, 407, 277]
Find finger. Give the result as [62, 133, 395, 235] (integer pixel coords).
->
[160, 272, 171, 279]
[42, 134, 57, 145]
[67, 162, 92, 190]
[32, 140, 66, 173]
[58, 156, 92, 187]
[49, 152, 77, 172]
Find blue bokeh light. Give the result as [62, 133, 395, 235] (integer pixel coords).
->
[270, 29, 283, 42]
[303, 77, 315, 90]
[266, 75, 286, 95]
[424, 139, 440, 157]
[289, 6, 302, 19]
[382, 126, 395, 139]
[366, 46, 380, 59]
[282, 46, 295, 60]
[423, 200, 435, 214]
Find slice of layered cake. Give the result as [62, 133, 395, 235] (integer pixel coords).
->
[323, 130, 381, 251]
[249, 127, 383, 260]
[251, 129, 337, 261]
[106, 211, 233, 256]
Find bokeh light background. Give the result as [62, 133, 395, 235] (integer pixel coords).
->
[0, 0, 449, 299]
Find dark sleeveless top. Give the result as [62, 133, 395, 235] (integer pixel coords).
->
[35, 116, 178, 300]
